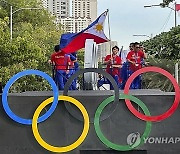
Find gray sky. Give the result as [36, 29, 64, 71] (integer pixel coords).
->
[97, 0, 180, 49]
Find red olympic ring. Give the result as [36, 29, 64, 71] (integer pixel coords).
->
[124, 66, 180, 122]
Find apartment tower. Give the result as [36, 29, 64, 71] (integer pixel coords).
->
[72, 0, 97, 21]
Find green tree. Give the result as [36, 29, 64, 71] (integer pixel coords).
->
[77, 49, 84, 68]
[0, 0, 63, 92]
[143, 26, 180, 60]
[142, 26, 180, 91]
[142, 57, 179, 92]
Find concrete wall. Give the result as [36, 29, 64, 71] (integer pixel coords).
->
[0, 89, 179, 154]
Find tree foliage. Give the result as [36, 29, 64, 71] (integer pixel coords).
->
[161, 0, 175, 7]
[142, 26, 180, 60]
[142, 57, 179, 92]
[0, 0, 63, 92]
[77, 49, 84, 68]
[142, 26, 180, 91]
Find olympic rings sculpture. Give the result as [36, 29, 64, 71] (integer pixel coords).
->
[1, 67, 180, 153]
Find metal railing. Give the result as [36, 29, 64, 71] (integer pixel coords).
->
[51, 62, 147, 91]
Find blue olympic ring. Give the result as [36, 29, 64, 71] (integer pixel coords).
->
[2, 70, 59, 125]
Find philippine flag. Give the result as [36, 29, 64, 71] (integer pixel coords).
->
[60, 10, 109, 53]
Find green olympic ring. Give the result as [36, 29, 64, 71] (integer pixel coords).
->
[94, 93, 152, 151]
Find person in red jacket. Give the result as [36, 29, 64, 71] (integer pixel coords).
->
[126, 42, 146, 89]
[104, 46, 122, 89]
[50, 45, 71, 90]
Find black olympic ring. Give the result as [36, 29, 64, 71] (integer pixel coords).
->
[63, 68, 119, 123]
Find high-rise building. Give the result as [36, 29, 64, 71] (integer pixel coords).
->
[41, 0, 97, 33]
[97, 41, 118, 63]
[41, 0, 69, 18]
[72, 0, 97, 21]
[41, 0, 48, 8]
[59, 16, 91, 33]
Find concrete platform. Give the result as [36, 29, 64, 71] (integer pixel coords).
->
[0, 89, 179, 154]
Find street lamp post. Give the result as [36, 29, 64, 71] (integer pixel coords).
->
[144, 2, 178, 83]
[133, 34, 153, 39]
[10, 6, 42, 40]
[144, 2, 177, 27]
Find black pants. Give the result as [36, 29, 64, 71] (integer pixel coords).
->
[0, 83, 2, 93]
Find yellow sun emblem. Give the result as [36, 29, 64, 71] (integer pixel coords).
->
[94, 23, 103, 33]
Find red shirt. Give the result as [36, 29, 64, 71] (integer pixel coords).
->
[69, 60, 74, 69]
[127, 50, 145, 71]
[104, 54, 121, 76]
[51, 52, 71, 70]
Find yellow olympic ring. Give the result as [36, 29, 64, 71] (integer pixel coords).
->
[32, 95, 89, 153]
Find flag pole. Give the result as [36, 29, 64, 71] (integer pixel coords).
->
[107, 9, 112, 55]
[175, 1, 177, 27]
[174, 2, 178, 83]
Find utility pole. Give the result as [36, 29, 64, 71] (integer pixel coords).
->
[10, 6, 12, 40]
[133, 34, 153, 39]
[10, 6, 42, 40]
[175, 2, 177, 27]
[144, 2, 179, 83]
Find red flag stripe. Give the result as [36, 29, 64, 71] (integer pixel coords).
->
[61, 33, 108, 53]
[176, 4, 180, 11]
